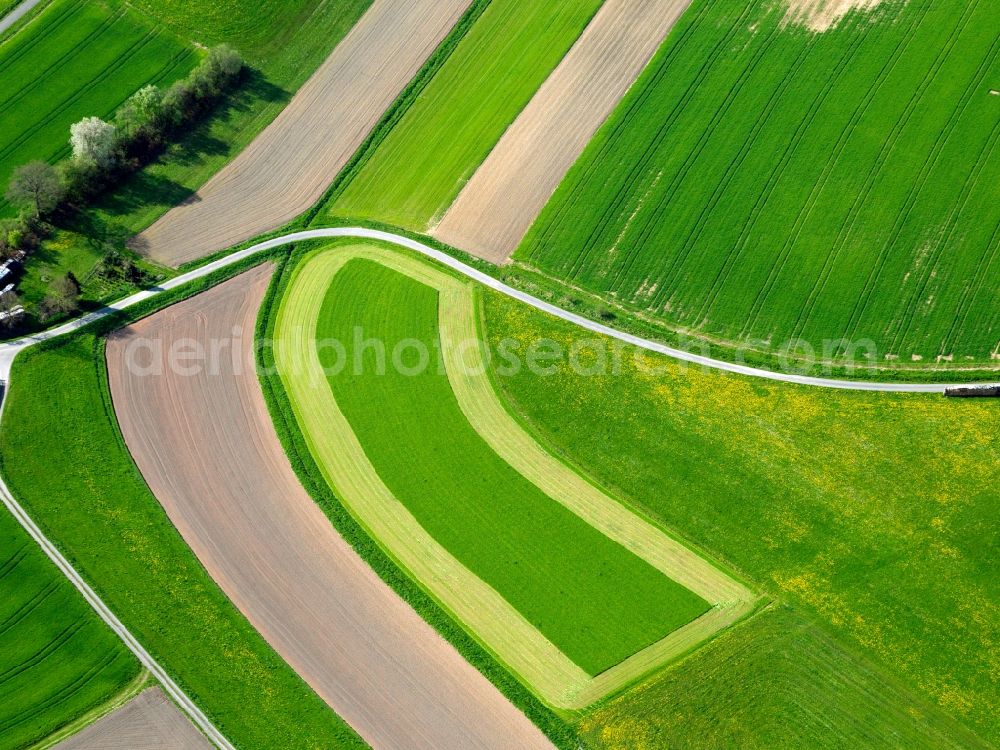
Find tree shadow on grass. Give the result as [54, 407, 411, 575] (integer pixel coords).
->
[92, 68, 289, 222]
[96, 171, 197, 220]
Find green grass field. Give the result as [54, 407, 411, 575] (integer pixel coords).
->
[125, 0, 349, 67]
[518, 0, 1000, 365]
[0, 275, 366, 749]
[579, 606, 988, 750]
[0, 508, 139, 750]
[311, 257, 708, 676]
[0, 0, 197, 216]
[481, 289, 1000, 745]
[325, 0, 602, 230]
[0, 0, 21, 22]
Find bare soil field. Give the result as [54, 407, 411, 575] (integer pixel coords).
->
[134, 0, 471, 267]
[782, 0, 887, 32]
[432, 0, 692, 263]
[105, 266, 552, 750]
[52, 688, 210, 750]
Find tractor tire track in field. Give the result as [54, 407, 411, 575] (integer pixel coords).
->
[757, 0, 978, 348]
[616, 16, 788, 299]
[106, 265, 554, 750]
[851, 8, 1000, 355]
[134, 0, 472, 267]
[942, 218, 1000, 355]
[538, 0, 721, 278]
[831, 0, 984, 350]
[699, 1, 927, 332]
[433, 0, 694, 263]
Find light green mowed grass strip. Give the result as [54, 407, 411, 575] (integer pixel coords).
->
[327, 0, 604, 230]
[442, 287, 758, 706]
[275, 246, 592, 707]
[274, 243, 754, 708]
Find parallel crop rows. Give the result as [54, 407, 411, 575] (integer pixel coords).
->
[519, 0, 1000, 363]
[0, 0, 197, 215]
[327, 0, 604, 231]
[0, 515, 137, 750]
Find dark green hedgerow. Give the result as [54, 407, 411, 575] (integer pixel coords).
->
[254, 245, 580, 749]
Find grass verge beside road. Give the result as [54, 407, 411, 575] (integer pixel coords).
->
[0, 253, 366, 750]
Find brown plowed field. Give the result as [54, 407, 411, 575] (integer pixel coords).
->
[53, 688, 210, 750]
[105, 265, 553, 750]
[133, 0, 471, 267]
[433, 0, 692, 263]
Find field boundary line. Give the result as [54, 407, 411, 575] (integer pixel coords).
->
[273, 246, 592, 708]
[1, 227, 997, 391]
[0, 388, 235, 750]
[27, 669, 151, 750]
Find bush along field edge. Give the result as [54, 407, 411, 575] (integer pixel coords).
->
[0, 45, 245, 338]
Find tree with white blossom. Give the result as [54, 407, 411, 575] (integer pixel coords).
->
[69, 117, 118, 168]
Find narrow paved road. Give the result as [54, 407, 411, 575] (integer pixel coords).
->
[1, 228, 995, 391]
[0, 227, 993, 749]
[0, 0, 42, 35]
[0, 419, 235, 750]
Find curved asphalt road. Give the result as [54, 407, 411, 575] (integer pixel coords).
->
[1, 227, 995, 391]
[0, 226, 994, 750]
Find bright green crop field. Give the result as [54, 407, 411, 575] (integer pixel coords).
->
[579, 606, 989, 750]
[326, 0, 602, 230]
[0, 0, 197, 215]
[482, 289, 1000, 746]
[0, 508, 139, 750]
[313, 258, 708, 676]
[518, 0, 1000, 365]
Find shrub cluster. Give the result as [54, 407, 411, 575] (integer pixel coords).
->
[61, 44, 245, 201]
[1, 46, 243, 327]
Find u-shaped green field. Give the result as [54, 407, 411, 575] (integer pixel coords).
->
[272, 244, 757, 708]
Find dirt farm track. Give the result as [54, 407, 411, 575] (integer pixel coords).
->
[105, 265, 553, 750]
[434, 0, 693, 262]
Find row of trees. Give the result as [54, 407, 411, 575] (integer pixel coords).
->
[6, 45, 243, 219]
[1, 46, 243, 326]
